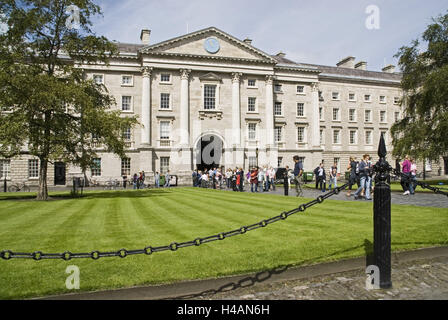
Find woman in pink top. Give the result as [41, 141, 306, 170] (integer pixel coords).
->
[401, 155, 412, 195]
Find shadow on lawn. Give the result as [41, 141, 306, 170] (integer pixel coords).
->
[0, 189, 173, 201]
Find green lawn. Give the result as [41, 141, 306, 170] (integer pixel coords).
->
[0, 187, 447, 299]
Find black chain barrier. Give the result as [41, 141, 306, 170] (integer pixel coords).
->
[1, 183, 350, 261]
[389, 167, 448, 197]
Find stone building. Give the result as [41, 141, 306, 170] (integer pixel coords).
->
[1, 26, 447, 186]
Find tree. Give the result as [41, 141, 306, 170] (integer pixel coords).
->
[391, 11, 448, 162]
[0, 0, 138, 200]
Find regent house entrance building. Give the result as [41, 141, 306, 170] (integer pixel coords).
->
[1, 27, 446, 186]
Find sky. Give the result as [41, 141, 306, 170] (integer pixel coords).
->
[90, 0, 447, 72]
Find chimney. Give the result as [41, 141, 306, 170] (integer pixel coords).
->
[336, 56, 356, 68]
[382, 64, 395, 73]
[355, 61, 367, 70]
[140, 29, 151, 45]
[243, 38, 252, 45]
[276, 51, 286, 58]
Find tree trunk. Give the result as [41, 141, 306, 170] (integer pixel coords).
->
[37, 158, 49, 201]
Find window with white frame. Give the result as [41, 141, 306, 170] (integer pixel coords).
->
[274, 126, 282, 143]
[248, 123, 257, 141]
[160, 93, 170, 109]
[349, 109, 356, 122]
[121, 158, 131, 176]
[333, 130, 341, 144]
[297, 85, 305, 94]
[93, 74, 104, 85]
[248, 79, 256, 87]
[274, 102, 282, 116]
[319, 107, 324, 120]
[249, 156, 257, 168]
[122, 127, 132, 141]
[379, 95, 386, 103]
[248, 97, 257, 112]
[274, 84, 282, 93]
[297, 127, 305, 143]
[365, 130, 373, 145]
[160, 157, 170, 173]
[364, 94, 372, 102]
[348, 93, 356, 101]
[297, 103, 305, 117]
[349, 130, 357, 144]
[332, 92, 340, 100]
[121, 96, 132, 111]
[160, 121, 170, 141]
[28, 159, 39, 178]
[91, 158, 101, 177]
[380, 110, 387, 123]
[332, 108, 340, 121]
[0, 159, 11, 179]
[204, 84, 217, 110]
[160, 73, 171, 83]
[121, 75, 133, 86]
[365, 110, 372, 122]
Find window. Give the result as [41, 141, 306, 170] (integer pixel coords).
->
[349, 93, 356, 101]
[0, 159, 11, 179]
[93, 74, 103, 85]
[380, 110, 387, 123]
[364, 94, 372, 102]
[297, 85, 305, 94]
[28, 159, 39, 178]
[274, 102, 282, 116]
[349, 109, 356, 122]
[365, 110, 372, 122]
[274, 126, 282, 143]
[297, 127, 305, 143]
[122, 96, 132, 111]
[394, 112, 400, 122]
[249, 156, 257, 168]
[160, 74, 171, 83]
[365, 130, 373, 145]
[122, 127, 131, 141]
[160, 93, 170, 109]
[248, 97, 257, 112]
[204, 84, 216, 110]
[121, 75, 133, 86]
[296, 103, 305, 117]
[320, 129, 324, 144]
[160, 157, 170, 173]
[394, 97, 400, 105]
[121, 158, 131, 176]
[349, 130, 357, 144]
[274, 84, 282, 93]
[332, 108, 340, 121]
[319, 107, 324, 120]
[91, 158, 101, 177]
[277, 157, 283, 167]
[160, 121, 170, 141]
[379, 95, 386, 103]
[333, 130, 340, 144]
[248, 123, 257, 141]
[248, 79, 256, 87]
[332, 92, 340, 100]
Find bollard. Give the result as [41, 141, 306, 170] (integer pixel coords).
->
[373, 133, 392, 288]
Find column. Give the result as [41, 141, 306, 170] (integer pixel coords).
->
[265, 75, 274, 147]
[311, 82, 321, 148]
[180, 69, 191, 147]
[141, 67, 152, 145]
[231, 72, 242, 147]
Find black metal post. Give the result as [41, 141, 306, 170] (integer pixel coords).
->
[373, 133, 392, 288]
[3, 176, 6, 193]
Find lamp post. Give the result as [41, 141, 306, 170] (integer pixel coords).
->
[373, 133, 392, 288]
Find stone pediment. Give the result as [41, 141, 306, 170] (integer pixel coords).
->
[198, 72, 222, 82]
[140, 27, 276, 64]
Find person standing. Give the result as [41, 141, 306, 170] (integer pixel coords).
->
[329, 163, 338, 190]
[364, 155, 373, 200]
[142, 170, 146, 189]
[410, 158, 417, 195]
[154, 172, 160, 188]
[238, 168, 244, 192]
[283, 168, 289, 196]
[314, 165, 320, 189]
[164, 170, 171, 188]
[250, 167, 258, 193]
[293, 156, 304, 197]
[346, 157, 358, 197]
[317, 163, 326, 192]
[354, 155, 369, 200]
[122, 175, 128, 189]
[401, 155, 412, 195]
[269, 167, 276, 191]
[133, 173, 138, 189]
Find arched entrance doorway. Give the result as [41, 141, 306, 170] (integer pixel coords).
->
[195, 134, 224, 171]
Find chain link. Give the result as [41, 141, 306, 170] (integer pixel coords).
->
[1, 184, 349, 261]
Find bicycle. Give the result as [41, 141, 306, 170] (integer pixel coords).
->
[8, 182, 31, 193]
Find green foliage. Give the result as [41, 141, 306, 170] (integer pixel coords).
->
[0, 0, 139, 200]
[391, 11, 448, 161]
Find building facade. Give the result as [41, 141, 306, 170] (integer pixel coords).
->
[1, 27, 447, 186]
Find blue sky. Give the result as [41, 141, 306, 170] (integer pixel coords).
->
[92, 0, 447, 72]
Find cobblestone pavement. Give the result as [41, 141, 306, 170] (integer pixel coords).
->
[193, 256, 448, 300]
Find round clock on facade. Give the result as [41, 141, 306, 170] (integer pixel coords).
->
[204, 37, 220, 54]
